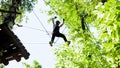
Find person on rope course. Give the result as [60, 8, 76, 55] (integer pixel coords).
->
[49, 16, 70, 46]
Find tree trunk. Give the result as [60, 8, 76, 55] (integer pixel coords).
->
[3, 0, 21, 29]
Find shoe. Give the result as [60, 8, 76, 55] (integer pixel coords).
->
[49, 41, 53, 47]
[66, 41, 70, 45]
[67, 41, 71, 45]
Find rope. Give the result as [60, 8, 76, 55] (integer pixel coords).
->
[23, 25, 51, 33]
[33, 10, 51, 38]
[23, 43, 49, 44]
[23, 42, 62, 45]
[17, 24, 68, 35]
[16, 24, 52, 34]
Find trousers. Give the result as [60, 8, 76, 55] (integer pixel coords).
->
[51, 32, 67, 43]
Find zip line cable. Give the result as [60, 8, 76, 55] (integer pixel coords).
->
[33, 10, 51, 38]
[23, 42, 62, 45]
[23, 43, 50, 44]
[17, 24, 68, 36]
[23, 26, 47, 32]
[16, 24, 52, 35]
[21, 25, 51, 33]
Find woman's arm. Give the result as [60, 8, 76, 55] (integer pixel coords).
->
[52, 18, 55, 24]
[59, 19, 64, 27]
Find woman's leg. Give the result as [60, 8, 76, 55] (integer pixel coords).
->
[49, 34, 55, 46]
[51, 34, 55, 43]
[58, 33, 67, 42]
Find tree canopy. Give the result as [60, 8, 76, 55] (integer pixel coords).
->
[0, 64, 4, 68]
[0, 0, 38, 66]
[0, 0, 37, 24]
[1, 0, 120, 67]
[45, 0, 120, 68]
[23, 60, 42, 68]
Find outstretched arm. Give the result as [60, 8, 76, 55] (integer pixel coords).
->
[59, 19, 64, 27]
[52, 16, 57, 25]
[52, 18, 55, 24]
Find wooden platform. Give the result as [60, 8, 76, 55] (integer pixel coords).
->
[0, 24, 30, 65]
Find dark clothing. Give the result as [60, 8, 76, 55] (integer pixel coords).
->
[51, 25, 67, 43]
[51, 33, 67, 43]
[53, 25, 60, 33]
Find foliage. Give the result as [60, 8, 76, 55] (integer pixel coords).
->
[0, 0, 37, 24]
[22, 60, 42, 68]
[46, 0, 120, 68]
[0, 64, 5, 68]
[0, 0, 38, 66]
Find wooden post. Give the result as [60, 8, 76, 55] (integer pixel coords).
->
[3, 0, 21, 29]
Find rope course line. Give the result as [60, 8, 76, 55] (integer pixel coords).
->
[23, 42, 63, 45]
[23, 43, 49, 44]
[17, 24, 68, 36]
[33, 10, 51, 38]
[18, 25, 51, 33]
